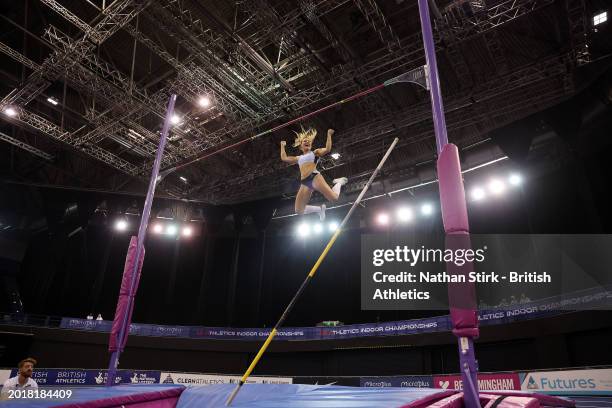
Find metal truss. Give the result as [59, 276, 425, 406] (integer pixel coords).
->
[440, 0, 557, 43]
[1, 0, 150, 110]
[210, 80, 568, 204]
[0, 41, 40, 71]
[244, 0, 352, 49]
[299, 0, 352, 63]
[352, 0, 401, 50]
[565, 0, 590, 65]
[483, 29, 510, 75]
[196, 52, 574, 202]
[0, 131, 54, 161]
[0, 0, 583, 202]
[3, 108, 141, 177]
[39, 0, 102, 43]
[1, 35, 180, 173]
[147, 2, 282, 108]
[121, 24, 259, 122]
[138, 0, 553, 169]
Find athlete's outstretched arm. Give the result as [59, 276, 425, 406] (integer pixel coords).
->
[280, 141, 298, 164]
[315, 129, 334, 156]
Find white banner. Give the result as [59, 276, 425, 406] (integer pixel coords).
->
[521, 369, 612, 394]
[0, 369, 11, 385]
[159, 372, 292, 386]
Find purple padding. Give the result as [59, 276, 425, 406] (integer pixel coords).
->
[426, 392, 465, 408]
[445, 233, 479, 334]
[109, 236, 145, 352]
[55, 386, 183, 408]
[481, 394, 540, 408]
[0, 386, 186, 408]
[437, 144, 469, 234]
[482, 391, 575, 408]
[399, 390, 458, 408]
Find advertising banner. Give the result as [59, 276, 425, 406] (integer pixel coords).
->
[433, 373, 521, 391]
[58, 287, 609, 342]
[7, 369, 160, 386]
[360, 376, 434, 388]
[520, 369, 612, 394]
[159, 372, 292, 385]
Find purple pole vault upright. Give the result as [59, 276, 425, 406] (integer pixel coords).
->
[416, 1, 481, 408]
[106, 94, 177, 386]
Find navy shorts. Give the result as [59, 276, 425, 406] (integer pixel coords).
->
[300, 172, 319, 190]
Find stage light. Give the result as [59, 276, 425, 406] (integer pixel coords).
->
[166, 224, 177, 235]
[170, 114, 181, 125]
[296, 223, 310, 237]
[115, 219, 128, 231]
[508, 173, 522, 186]
[488, 179, 506, 195]
[313, 223, 323, 234]
[420, 203, 433, 216]
[331, 153, 340, 160]
[47, 97, 59, 106]
[3, 107, 17, 117]
[152, 224, 163, 234]
[328, 221, 338, 232]
[593, 11, 607, 26]
[198, 96, 211, 107]
[377, 213, 390, 226]
[471, 187, 486, 201]
[396, 207, 413, 222]
[182, 226, 192, 237]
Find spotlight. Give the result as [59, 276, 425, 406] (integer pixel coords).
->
[331, 153, 340, 160]
[593, 11, 607, 26]
[166, 224, 177, 235]
[152, 224, 163, 234]
[488, 179, 506, 195]
[377, 213, 390, 226]
[471, 187, 486, 201]
[328, 221, 338, 232]
[313, 223, 323, 234]
[3, 107, 17, 117]
[198, 96, 211, 107]
[420, 203, 433, 216]
[115, 219, 128, 231]
[396, 207, 413, 222]
[47, 97, 59, 106]
[296, 223, 310, 237]
[508, 173, 522, 186]
[170, 114, 181, 125]
[182, 226, 192, 237]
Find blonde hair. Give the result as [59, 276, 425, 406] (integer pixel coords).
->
[293, 128, 317, 148]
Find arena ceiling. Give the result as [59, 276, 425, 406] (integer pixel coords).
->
[0, 0, 611, 206]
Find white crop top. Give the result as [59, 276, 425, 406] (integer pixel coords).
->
[297, 151, 319, 173]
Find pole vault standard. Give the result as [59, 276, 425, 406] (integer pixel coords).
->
[417, 1, 481, 407]
[159, 68, 426, 179]
[106, 94, 177, 386]
[225, 137, 399, 406]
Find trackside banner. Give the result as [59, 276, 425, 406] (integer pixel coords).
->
[520, 369, 612, 395]
[58, 287, 609, 341]
[6, 369, 160, 386]
[159, 372, 292, 385]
